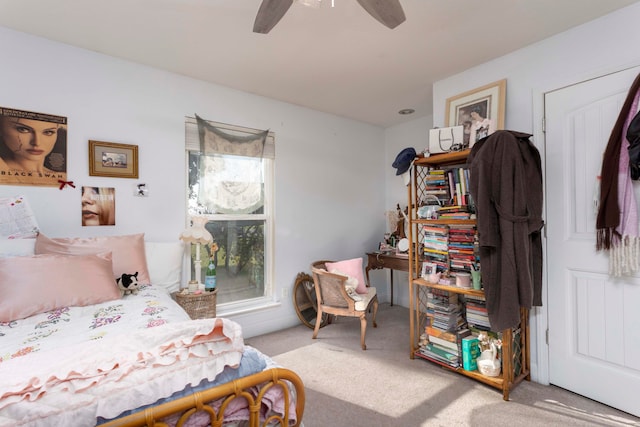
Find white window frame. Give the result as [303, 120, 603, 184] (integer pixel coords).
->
[184, 117, 276, 315]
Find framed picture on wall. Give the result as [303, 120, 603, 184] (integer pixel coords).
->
[445, 79, 506, 147]
[89, 140, 138, 178]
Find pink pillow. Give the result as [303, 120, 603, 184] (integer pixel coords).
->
[34, 233, 151, 284]
[0, 252, 121, 322]
[325, 258, 368, 294]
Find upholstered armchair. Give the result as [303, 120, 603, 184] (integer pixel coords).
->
[310, 260, 378, 350]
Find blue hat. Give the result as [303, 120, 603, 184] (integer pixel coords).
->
[392, 148, 416, 175]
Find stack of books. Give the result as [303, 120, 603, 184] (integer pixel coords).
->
[448, 224, 477, 274]
[432, 302, 464, 332]
[425, 288, 454, 322]
[464, 293, 491, 330]
[419, 290, 467, 368]
[422, 224, 449, 272]
[418, 342, 460, 368]
[437, 205, 471, 220]
[423, 169, 450, 205]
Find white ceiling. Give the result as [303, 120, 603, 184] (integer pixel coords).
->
[0, 0, 637, 127]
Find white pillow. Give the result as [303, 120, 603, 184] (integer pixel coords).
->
[0, 238, 36, 258]
[144, 241, 184, 293]
[331, 268, 363, 302]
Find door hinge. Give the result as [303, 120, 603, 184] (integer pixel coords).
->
[542, 117, 546, 133]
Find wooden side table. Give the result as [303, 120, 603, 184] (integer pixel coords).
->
[172, 290, 218, 319]
[365, 251, 409, 306]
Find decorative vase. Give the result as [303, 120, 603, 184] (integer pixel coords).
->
[477, 342, 501, 377]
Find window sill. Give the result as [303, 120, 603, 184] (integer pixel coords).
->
[216, 296, 281, 318]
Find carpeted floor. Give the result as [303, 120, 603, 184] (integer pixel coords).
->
[246, 303, 640, 427]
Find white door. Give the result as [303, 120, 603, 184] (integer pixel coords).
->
[545, 66, 640, 417]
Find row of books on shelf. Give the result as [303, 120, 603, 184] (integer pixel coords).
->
[419, 290, 497, 373]
[419, 205, 475, 221]
[465, 293, 491, 330]
[423, 166, 474, 208]
[437, 205, 474, 220]
[422, 224, 479, 274]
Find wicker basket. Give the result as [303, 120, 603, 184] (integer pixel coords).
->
[173, 290, 217, 319]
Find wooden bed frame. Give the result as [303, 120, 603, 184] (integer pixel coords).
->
[101, 367, 305, 427]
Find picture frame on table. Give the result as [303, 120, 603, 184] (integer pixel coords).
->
[88, 140, 138, 178]
[445, 79, 506, 147]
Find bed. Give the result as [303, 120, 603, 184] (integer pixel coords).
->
[0, 234, 304, 427]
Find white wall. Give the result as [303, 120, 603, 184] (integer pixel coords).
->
[433, 4, 640, 132]
[383, 2, 640, 383]
[0, 26, 388, 338]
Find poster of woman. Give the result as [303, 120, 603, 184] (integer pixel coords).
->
[0, 107, 67, 186]
[81, 186, 116, 226]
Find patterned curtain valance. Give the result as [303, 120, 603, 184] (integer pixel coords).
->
[195, 114, 272, 159]
[186, 115, 274, 215]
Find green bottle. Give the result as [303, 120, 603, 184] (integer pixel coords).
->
[205, 258, 217, 291]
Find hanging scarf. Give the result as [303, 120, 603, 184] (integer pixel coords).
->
[596, 72, 640, 275]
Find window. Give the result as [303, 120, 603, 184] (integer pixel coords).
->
[185, 116, 275, 310]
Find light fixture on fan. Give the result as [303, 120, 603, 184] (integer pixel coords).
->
[253, 0, 405, 34]
[297, 0, 321, 8]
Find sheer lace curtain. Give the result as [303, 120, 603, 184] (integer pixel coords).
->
[185, 115, 274, 215]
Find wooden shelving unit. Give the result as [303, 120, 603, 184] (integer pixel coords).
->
[407, 150, 530, 401]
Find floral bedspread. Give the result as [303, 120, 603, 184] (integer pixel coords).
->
[0, 284, 190, 362]
[0, 285, 298, 427]
[0, 300, 245, 427]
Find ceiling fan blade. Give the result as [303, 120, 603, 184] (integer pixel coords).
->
[356, 0, 406, 29]
[253, 0, 294, 34]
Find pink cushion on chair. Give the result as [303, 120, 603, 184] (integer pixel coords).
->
[0, 252, 121, 322]
[325, 257, 368, 294]
[35, 233, 151, 284]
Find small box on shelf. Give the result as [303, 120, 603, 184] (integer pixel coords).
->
[461, 336, 480, 371]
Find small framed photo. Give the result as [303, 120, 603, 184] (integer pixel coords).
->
[89, 140, 138, 178]
[445, 79, 506, 147]
[421, 261, 437, 278]
[134, 183, 149, 197]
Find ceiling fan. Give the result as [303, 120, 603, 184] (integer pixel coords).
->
[253, 0, 406, 34]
